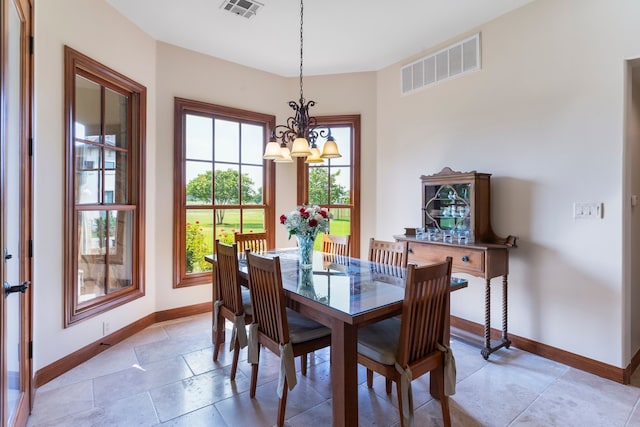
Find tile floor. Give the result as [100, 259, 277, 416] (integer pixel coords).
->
[26, 313, 640, 426]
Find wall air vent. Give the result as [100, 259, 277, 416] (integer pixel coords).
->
[401, 33, 481, 95]
[220, 0, 264, 19]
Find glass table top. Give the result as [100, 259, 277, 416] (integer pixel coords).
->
[238, 248, 467, 317]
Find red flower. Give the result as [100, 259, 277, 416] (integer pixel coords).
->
[280, 214, 287, 224]
[319, 210, 327, 218]
[308, 219, 318, 227]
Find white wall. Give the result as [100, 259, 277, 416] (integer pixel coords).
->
[33, 0, 157, 369]
[627, 63, 640, 358]
[375, 0, 640, 367]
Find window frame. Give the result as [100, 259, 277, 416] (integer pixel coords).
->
[63, 46, 146, 326]
[173, 97, 275, 287]
[297, 115, 361, 257]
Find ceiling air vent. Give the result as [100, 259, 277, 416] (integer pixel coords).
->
[401, 33, 481, 95]
[220, 0, 263, 19]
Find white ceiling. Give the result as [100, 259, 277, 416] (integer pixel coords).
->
[106, 0, 534, 77]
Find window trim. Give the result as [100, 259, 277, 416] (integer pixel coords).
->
[297, 115, 361, 257]
[173, 97, 276, 287]
[64, 46, 146, 326]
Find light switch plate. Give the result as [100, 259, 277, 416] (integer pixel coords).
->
[573, 202, 603, 219]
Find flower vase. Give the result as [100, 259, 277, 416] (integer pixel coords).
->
[296, 234, 315, 269]
[297, 266, 317, 299]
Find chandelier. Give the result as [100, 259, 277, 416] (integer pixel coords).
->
[262, 0, 341, 164]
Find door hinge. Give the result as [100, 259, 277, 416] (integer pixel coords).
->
[29, 36, 34, 55]
[29, 341, 33, 359]
[28, 239, 33, 258]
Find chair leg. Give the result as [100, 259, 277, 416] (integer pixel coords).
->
[440, 395, 451, 427]
[433, 365, 451, 427]
[250, 362, 259, 398]
[385, 378, 392, 394]
[277, 378, 288, 427]
[230, 338, 240, 381]
[396, 380, 405, 427]
[213, 316, 224, 362]
[301, 354, 307, 376]
[366, 369, 373, 388]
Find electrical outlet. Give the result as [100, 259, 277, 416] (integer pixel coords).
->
[573, 202, 603, 219]
[102, 321, 111, 336]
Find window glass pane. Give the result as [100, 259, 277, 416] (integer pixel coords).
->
[330, 166, 351, 205]
[110, 149, 129, 204]
[186, 114, 213, 161]
[214, 208, 240, 244]
[104, 88, 128, 149]
[215, 119, 239, 163]
[241, 122, 264, 165]
[214, 164, 240, 205]
[107, 210, 133, 292]
[308, 166, 329, 205]
[329, 208, 351, 236]
[77, 254, 106, 304]
[77, 210, 107, 303]
[75, 142, 101, 204]
[75, 76, 101, 139]
[241, 209, 265, 233]
[241, 165, 262, 205]
[186, 161, 213, 205]
[321, 127, 351, 166]
[186, 209, 214, 273]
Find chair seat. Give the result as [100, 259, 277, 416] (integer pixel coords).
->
[285, 308, 331, 343]
[357, 317, 401, 366]
[241, 288, 253, 316]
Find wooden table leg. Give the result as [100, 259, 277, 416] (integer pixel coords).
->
[331, 319, 358, 427]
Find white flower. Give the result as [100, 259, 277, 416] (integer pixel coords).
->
[280, 205, 332, 238]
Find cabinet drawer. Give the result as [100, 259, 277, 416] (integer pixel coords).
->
[408, 242, 485, 276]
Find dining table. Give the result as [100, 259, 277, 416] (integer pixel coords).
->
[206, 248, 467, 427]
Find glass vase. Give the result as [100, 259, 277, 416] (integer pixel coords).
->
[296, 234, 315, 268]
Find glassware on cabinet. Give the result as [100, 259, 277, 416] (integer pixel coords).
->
[423, 183, 471, 237]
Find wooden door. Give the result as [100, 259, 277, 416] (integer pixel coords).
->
[1, 0, 32, 425]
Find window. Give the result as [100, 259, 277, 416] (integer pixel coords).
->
[174, 98, 275, 287]
[298, 115, 361, 257]
[64, 46, 146, 325]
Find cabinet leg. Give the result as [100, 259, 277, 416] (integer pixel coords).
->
[502, 275, 511, 348]
[482, 278, 491, 360]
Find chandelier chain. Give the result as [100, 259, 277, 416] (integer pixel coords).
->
[299, 0, 304, 102]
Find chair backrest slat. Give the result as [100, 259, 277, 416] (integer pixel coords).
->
[322, 234, 350, 257]
[235, 232, 268, 253]
[397, 257, 452, 366]
[368, 238, 408, 268]
[245, 251, 289, 346]
[215, 240, 244, 315]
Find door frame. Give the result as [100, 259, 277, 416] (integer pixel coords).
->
[0, 0, 33, 425]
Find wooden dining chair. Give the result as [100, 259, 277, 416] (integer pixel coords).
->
[321, 233, 350, 256]
[212, 240, 252, 381]
[368, 238, 409, 267]
[245, 251, 331, 427]
[357, 257, 454, 427]
[234, 231, 268, 253]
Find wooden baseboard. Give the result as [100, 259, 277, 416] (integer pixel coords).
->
[624, 346, 640, 384]
[450, 316, 630, 384]
[33, 303, 212, 388]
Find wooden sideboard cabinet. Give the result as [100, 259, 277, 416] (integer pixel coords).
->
[395, 167, 517, 359]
